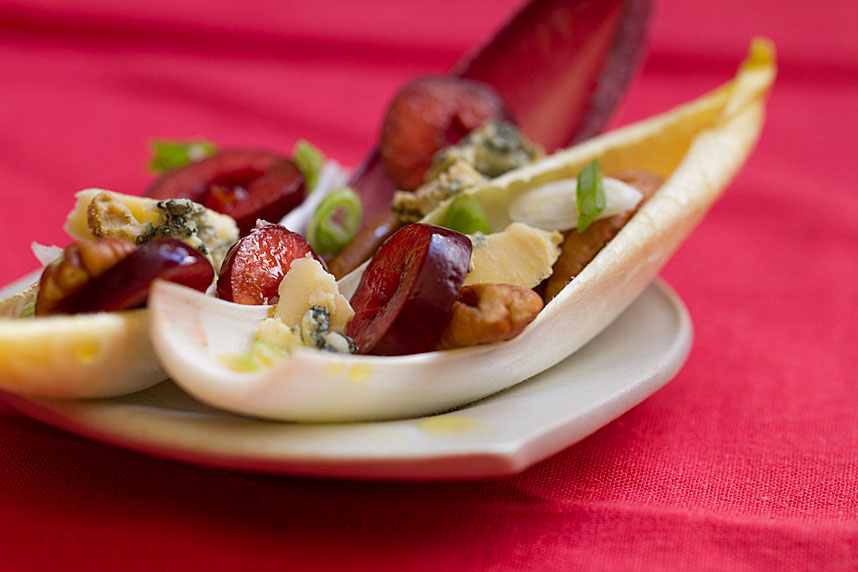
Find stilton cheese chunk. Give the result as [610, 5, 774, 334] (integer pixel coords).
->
[273, 254, 354, 333]
[392, 161, 487, 224]
[67, 189, 238, 271]
[428, 120, 542, 180]
[391, 121, 542, 225]
[251, 254, 358, 357]
[299, 305, 358, 353]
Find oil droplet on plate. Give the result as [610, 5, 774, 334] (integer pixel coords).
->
[348, 363, 371, 383]
[324, 362, 344, 376]
[417, 416, 488, 437]
[74, 339, 100, 363]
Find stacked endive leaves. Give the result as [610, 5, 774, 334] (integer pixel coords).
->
[140, 40, 776, 422]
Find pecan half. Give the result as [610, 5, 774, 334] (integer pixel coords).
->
[437, 283, 543, 350]
[35, 238, 136, 316]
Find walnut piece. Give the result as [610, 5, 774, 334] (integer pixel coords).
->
[35, 238, 136, 316]
[87, 191, 150, 244]
[437, 283, 543, 350]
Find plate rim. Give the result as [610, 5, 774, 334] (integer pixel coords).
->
[1, 279, 692, 481]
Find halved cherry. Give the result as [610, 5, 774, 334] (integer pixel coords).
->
[146, 150, 306, 236]
[346, 224, 472, 356]
[70, 237, 214, 314]
[380, 77, 512, 192]
[217, 222, 324, 305]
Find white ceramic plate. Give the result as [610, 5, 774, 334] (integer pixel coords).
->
[0, 279, 691, 480]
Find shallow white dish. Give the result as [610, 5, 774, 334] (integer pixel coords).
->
[0, 279, 690, 480]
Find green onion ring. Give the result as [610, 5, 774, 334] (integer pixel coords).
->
[306, 187, 362, 255]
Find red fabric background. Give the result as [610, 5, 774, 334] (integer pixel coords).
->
[2, 0, 857, 570]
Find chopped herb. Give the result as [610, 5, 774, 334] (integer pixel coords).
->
[306, 187, 362, 255]
[576, 160, 606, 232]
[148, 140, 217, 174]
[293, 140, 324, 192]
[20, 296, 36, 318]
[441, 194, 492, 235]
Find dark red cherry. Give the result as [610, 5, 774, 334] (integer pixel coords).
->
[147, 150, 305, 236]
[347, 224, 472, 355]
[217, 222, 324, 305]
[70, 237, 214, 314]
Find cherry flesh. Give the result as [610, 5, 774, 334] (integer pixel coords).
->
[380, 77, 511, 192]
[346, 224, 472, 356]
[217, 222, 324, 305]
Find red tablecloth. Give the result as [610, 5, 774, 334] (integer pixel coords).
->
[2, 0, 857, 569]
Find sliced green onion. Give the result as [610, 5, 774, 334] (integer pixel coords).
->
[306, 187, 362, 255]
[293, 140, 324, 193]
[148, 140, 217, 174]
[576, 160, 606, 232]
[440, 194, 492, 235]
[20, 296, 36, 318]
